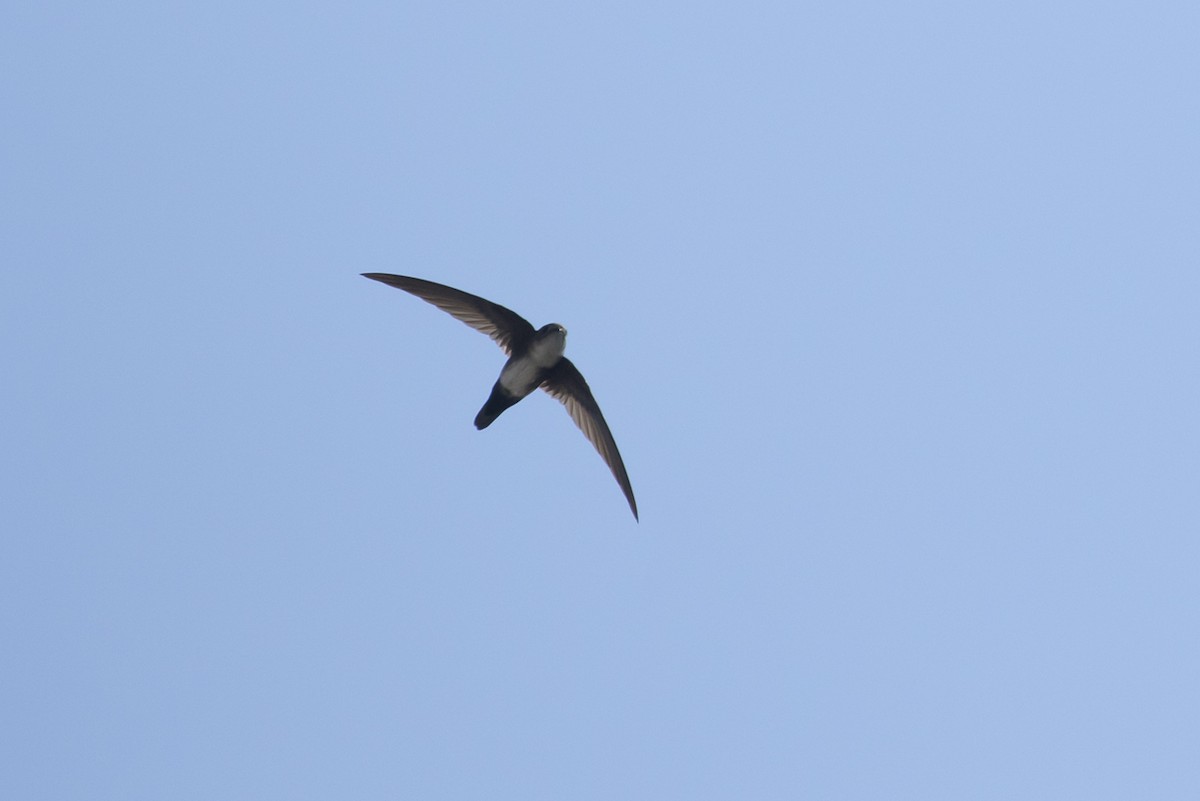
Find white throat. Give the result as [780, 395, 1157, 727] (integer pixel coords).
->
[529, 329, 566, 367]
[498, 327, 567, 396]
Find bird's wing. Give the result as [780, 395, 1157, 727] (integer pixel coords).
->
[541, 358, 638, 520]
[362, 273, 536, 355]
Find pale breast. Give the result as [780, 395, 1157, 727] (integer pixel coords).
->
[498, 356, 546, 396]
[500, 328, 566, 395]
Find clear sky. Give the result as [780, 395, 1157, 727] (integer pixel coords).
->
[2, 1, 1197, 798]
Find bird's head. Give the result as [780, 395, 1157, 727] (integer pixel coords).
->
[530, 323, 567, 366]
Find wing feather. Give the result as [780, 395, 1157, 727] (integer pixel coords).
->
[541, 359, 638, 520]
[362, 273, 535, 355]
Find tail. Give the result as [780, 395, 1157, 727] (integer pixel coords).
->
[474, 382, 519, 430]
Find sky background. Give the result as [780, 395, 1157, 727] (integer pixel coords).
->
[2, 1, 1198, 798]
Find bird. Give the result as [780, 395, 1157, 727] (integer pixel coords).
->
[363, 273, 638, 520]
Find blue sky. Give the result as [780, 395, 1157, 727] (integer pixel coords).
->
[2, 1, 1197, 798]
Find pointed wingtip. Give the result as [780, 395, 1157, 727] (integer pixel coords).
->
[362, 272, 406, 283]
